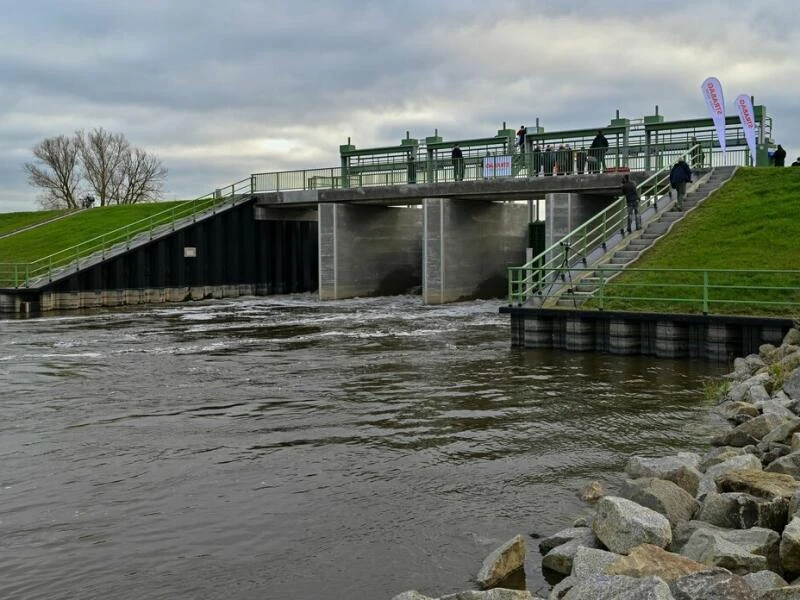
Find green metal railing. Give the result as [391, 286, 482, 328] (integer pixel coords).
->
[506, 145, 704, 305]
[515, 265, 800, 316]
[0, 178, 253, 289]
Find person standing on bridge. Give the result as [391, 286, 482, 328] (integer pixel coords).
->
[669, 157, 692, 211]
[589, 129, 609, 173]
[516, 125, 527, 155]
[621, 174, 641, 234]
[451, 145, 464, 181]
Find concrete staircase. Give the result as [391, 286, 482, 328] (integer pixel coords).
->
[554, 166, 738, 307]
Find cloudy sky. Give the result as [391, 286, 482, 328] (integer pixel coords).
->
[1, 0, 797, 212]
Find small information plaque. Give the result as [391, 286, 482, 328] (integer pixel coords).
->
[184, 247, 197, 258]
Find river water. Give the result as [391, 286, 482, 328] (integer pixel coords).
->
[0, 295, 727, 599]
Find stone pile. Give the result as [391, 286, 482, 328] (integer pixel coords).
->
[392, 326, 800, 600]
[536, 326, 800, 599]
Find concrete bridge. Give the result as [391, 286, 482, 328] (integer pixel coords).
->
[252, 172, 644, 303]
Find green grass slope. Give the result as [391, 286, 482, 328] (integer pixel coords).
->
[594, 168, 800, 316]
[0, 210, 66, 237]
[0, 201, 189, 265]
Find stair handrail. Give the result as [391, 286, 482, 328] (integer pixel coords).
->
[507, 144, 703, 305]
[0, 177, 253, 288]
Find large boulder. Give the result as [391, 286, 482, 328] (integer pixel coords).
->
[785, 367, 800, 400]
[713, 401, 760, 421]
[626, 454, 701, 496]
[671, 520, 724, 553]
[742, 570, 789, 593]
[697, 454, 763, 498]
[541, 534, 600, 576]
[717, 414, 794, 446]
[668, 570, 758, 600]
[783, 328, 800, 347]
[717, 469, 800, 501]
[746, 384, 771, 404]
[679, 527, 781, 575]
[605, 543, 711, 582]
[765, 450, 800, 478]
[696, 492, 788, 531]
[761, 416, 800, 445]
[729, 373, 772, 402]
[477, 535, 526, 590]
[699, 446, 750, 471]
[562, 574, 674, 600]
[571, 546, 622, 579]
[591, 496, 672, 555]
[780, 516, 800, 574]
[759, 400, 797, 418]
[619, 478, 699, 527]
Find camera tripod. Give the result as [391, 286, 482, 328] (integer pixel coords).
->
[542, 241, 587, 308]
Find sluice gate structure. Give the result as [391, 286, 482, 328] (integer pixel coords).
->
[0, 106, 778, 321]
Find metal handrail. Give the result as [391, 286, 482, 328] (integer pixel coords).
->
[0, 178, 253, 288]
[506, 145, 703, 305]
[513, 265, 800, 316]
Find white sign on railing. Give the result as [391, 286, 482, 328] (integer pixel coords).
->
[483, 155, 512, 178]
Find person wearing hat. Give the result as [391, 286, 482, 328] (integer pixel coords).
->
[669, 157, 692, 211]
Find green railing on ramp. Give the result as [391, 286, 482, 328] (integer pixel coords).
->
[507, 145, 703, 306]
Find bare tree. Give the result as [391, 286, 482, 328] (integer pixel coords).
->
[118, 148, 168, 204]
[77, 128, 130, 207]
[25, 130, 168, 208]
[24, 135, 82, 209]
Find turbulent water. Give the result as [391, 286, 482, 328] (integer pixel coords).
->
[0, 295, 727, 599]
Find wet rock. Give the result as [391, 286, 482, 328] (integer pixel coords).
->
[717, 469, 800, 501]
[696, 492, 788, 531]
[699, 446, 750, 471]
[538, 527, 592, 555]
[669, 569, 757, 600]
[766, 450, 800, 477]
[562, 574, 674, 600]
[591, 496, 672, 555]
[714, 401, 761, 421]
[477, 535, 526, 590]
[679, 526, 780, 575]
[392, 593, 434, 600]
[619, 477, 698, 527]
[779, 517, 800, 574]
[578, 481, 605, 504]
[605, 543, 711, 582]
[626, 454, 701, 496]
[740, 414, 794, 441]
[541, 534, 600, 576]
[711, 428, 761, 448]
[742, 570, 789, 593]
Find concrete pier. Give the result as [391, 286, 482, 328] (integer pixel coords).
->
[318, 204, 423, 300]
[422, 199, 528, 304]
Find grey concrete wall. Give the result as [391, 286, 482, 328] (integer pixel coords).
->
[423, 199, 528, 304]
[545, 193, 618, 249]
[318, 204, 423, 300]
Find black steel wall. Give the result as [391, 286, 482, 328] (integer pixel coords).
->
[47, 201, 319, 295]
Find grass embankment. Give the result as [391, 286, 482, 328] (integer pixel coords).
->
[0, 201, 190, 265]
[0, 210, 65, 237]
[591, 168, 800, 317]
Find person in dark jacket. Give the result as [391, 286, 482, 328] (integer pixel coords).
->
[792, 156, 800, 167]
[451, 145, 464, 181]
[669, 157, 692, 211]
[621, 175, 640, 233]
[516, 126, 527, 155]
[589, 129, 609, 173]
[773, 144, 786, 167]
